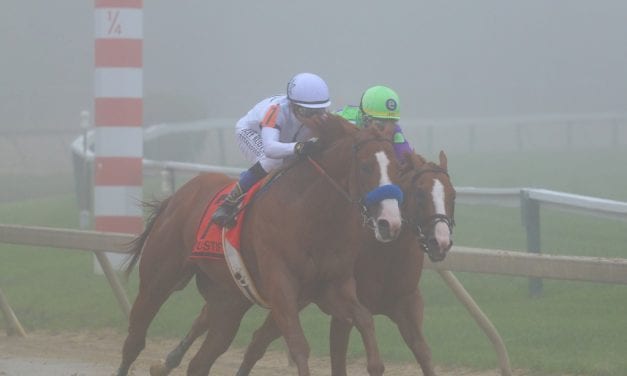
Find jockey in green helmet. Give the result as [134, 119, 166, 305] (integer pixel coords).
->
[337, 85, 413, 163]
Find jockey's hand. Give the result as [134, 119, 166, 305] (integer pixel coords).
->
[294, 138, 320, 157]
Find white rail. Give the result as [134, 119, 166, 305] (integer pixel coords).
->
[3, 224, 625, 284]
[137, 159, 627, 222]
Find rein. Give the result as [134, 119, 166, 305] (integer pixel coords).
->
[306, 156, 355, 203]
[306, 136, 403, 229]
[305, 156, 379, 229]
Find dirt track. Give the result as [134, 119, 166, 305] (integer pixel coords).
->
[0, 330, 524, 376]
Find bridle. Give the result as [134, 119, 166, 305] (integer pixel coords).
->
[306, 136, 403, 230]
[404, 166, 455, 260]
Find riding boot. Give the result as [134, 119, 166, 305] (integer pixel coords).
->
[212, 162, 267, 228]
[211, 183, 244, 228]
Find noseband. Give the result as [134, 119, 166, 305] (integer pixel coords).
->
[415, 213, 455, 250]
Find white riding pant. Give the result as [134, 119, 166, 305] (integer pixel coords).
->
[236, 128, 284, 173]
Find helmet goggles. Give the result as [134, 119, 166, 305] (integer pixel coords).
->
[362, 114, 398, 129]
[294, 105, 326, 118]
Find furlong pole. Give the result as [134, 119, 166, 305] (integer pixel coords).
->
[93, 0, 144, 271]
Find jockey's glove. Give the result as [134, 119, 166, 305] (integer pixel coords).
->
[294, 138, 320, 157]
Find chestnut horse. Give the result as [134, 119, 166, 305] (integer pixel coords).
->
[326, 152, 455, 376]
[150, 151, 455, 376]
[116, 114, 405, 376]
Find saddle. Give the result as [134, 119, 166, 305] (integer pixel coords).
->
[190, 180, 270, 307]
[190, 181, 262, 260]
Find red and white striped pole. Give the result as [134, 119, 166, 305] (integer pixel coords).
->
[94, 0, 143, 270]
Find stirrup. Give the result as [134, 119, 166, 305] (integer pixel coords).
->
[212, 202, 238, 228]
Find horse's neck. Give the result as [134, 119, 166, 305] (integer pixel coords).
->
[399, 168, 424, 230]
[317, 138, 354, 179]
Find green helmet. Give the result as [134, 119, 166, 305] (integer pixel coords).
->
[360, 86, 401, 120]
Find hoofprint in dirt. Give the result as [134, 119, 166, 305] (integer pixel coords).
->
[0, 330, 543, 376]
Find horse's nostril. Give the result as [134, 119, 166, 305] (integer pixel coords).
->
[377, 219, 390, 234]
[427, 238, 439, 251]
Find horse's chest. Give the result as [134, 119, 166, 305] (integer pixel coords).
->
[307, 248, 355, 282]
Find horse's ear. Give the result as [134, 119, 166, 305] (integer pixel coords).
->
[439, 150, 448, 170]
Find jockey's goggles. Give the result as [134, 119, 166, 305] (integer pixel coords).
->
[294, 105, 326, 118]
[365, 116, 398, 128]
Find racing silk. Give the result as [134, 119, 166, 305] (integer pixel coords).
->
[336, 105, 413, 163]
[235, 95, 314, 172]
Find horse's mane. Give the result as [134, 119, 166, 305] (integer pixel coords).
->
[401, 152, 447, 176]
[316, 113, 358, 146]
[401, 153, 427, 174]
[266, 114, 396, 181]
[316, 113, 396, 149]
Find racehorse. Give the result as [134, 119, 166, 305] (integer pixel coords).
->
[116, 114, 405, 376]
[150, 151, 455, 376]
[326, 151, 455, 376]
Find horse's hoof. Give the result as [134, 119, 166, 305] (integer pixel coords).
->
[149, 361, 170, 376]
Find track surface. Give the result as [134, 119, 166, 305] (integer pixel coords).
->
[0, 330, 527, 376]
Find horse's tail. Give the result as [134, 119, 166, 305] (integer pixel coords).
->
[123, 197, 172, 279]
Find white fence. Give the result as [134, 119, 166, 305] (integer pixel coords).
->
[3, 224, 626, 285]
[139, 159, 627, 297]
[69, 117, 627, 296]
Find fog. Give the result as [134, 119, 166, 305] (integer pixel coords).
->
[2, 5, 626, 374]
[1, 0, 627, 203]
[2, 0, 627, 129]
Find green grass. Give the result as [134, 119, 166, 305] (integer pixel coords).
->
[1, 148, 627, 375]
[0, 173, 75, 203]
[446, 148, 627, 201]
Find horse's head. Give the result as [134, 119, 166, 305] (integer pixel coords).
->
[400, 151, 456, 262]
[312, 114, 404, 243]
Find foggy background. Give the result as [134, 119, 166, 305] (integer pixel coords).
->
[1, 0, 626, 183]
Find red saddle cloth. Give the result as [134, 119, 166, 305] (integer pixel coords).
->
[190, 181, 263, 260]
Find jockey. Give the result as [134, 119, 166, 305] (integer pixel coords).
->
[336, 85, 413, 163]
[212, 72, 331, 228]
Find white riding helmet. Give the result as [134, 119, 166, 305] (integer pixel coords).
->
[286, 73, 331, 109]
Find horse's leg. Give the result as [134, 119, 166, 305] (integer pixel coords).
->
[235, 312, 281, 376]
[147, 303, 209, 375]
[185, 289, 252, 376]
[150, 275, 213, 376]
[329, 316, 353, 376]
[263, 272, 313, 376]
[117, 263, 193, 376]
[322, 278, 384, 376]
[389, 289, 435, 376]
[117, 281, 178, 375]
